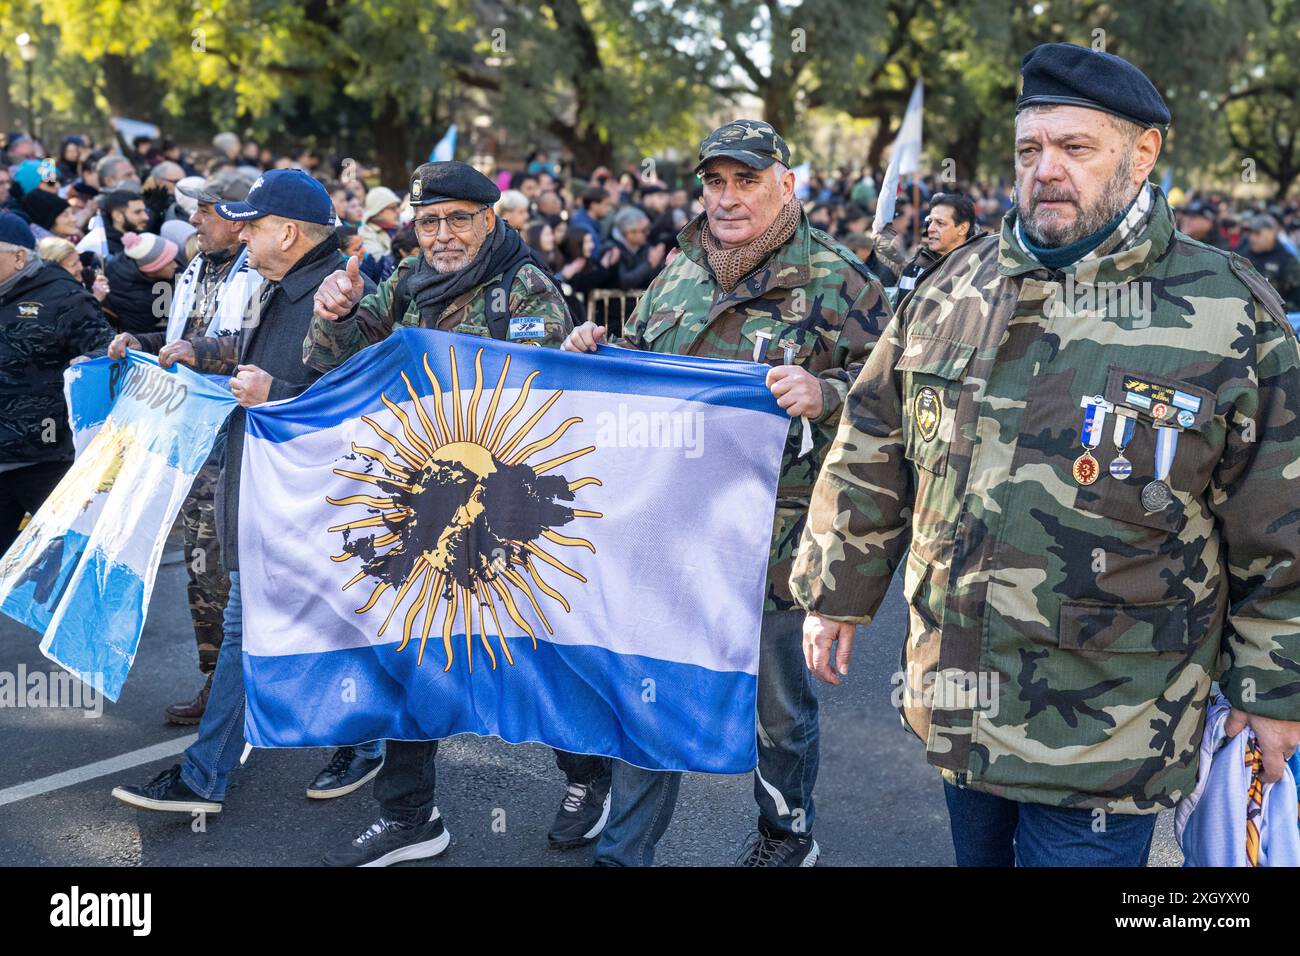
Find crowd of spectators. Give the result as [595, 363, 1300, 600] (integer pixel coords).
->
[3, 127, 1299, 342]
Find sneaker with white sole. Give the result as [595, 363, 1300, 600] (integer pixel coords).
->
[112, 765, 223, 815]
[547, 778, 611, 849]
[323, 809, 451, 867]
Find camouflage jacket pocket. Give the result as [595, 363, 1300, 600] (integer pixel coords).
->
[1058, 598, 1188, 654]
[1073, 473, 1187, 535]
[896, 335, 975, 476]
[902, 548, 944, 634]
[641, 306, 684, 350]
[1072, 366, 1219, 534]
[741, 315, 815, 367]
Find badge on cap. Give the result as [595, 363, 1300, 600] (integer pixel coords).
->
[411, 177, 422, 200]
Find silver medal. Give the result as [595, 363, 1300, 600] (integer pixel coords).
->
[1140, 479, 1172, 512]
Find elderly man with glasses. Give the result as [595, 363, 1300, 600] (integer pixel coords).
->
[307, 159, 570, 369]
[308, 161, 602, 868]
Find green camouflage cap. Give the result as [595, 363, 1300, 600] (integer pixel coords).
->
[695, 119, 790, 173]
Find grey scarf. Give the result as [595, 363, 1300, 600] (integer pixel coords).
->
[0, 254, 44, 301]
[406, 220, 541, 322]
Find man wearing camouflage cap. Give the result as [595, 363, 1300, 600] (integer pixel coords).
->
[794, 42, 1300, 865]
[564, 119, 892, 866]
[310, 161, 616, 866]
[97, 167, 263, 724]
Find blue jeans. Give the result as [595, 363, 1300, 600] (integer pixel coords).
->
[180, 571, 384, 799]
[594, 608, 819, 866]
[180, 571, 247, 801]
[355, 740, 384, 760]
[942, 781, 1157, 866]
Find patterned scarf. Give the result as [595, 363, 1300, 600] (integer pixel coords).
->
[1014, 183, 1154, 269]
[701, 197, 801, 291]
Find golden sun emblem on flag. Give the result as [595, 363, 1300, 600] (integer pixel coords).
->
[326, 346, 601, 672]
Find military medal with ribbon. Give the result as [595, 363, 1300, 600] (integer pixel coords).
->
[1142, 424, 1178, 512]
[1073, 395, 1112, 485]
[1109, 409, 1137, 480]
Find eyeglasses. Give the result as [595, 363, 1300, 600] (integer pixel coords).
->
[412, 207, 486, 235]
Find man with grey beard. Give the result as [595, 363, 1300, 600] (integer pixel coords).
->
[794, 42, 1300, 867]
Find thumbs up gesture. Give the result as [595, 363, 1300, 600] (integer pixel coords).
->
[313, 254, 365, 322]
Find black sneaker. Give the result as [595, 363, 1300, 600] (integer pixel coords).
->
[547, 778, 611, 849]
[111, 765, 223, 815]
[735, 823, 819, 867]
[306, 746, 385, 800]
[323, 810, 451, 867]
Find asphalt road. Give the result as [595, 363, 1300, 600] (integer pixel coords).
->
[0, 548, 1181, 867]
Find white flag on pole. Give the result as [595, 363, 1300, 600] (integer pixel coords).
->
[873, 79, 924, 235]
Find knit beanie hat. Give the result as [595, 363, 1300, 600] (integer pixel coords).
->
[122, 231, 179, 273]
[22, 189, 70, 231]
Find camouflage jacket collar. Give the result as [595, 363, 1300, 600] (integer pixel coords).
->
[997, 184, 1175, 286]
[677, 209, 813, 296]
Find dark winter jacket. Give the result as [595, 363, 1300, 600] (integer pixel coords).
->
[216, 236, 375, 570]
[0, 262, 114, 464]
[103, 252, 170, 335]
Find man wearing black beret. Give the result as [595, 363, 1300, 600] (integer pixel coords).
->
[795, 42, 1300, 866]
[306, 160, 595, 867]
[307, 159, 570, 366]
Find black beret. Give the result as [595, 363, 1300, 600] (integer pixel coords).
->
[1017, 43, 1171, 129]
[409, 160, 500, 207]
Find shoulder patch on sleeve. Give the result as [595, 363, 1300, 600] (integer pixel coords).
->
[1229, 251, 1292, 331]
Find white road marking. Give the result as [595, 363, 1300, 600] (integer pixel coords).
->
[0, 734, 197, 809]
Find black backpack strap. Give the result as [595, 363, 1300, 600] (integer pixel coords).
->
[392, 268, 413, 324]
[483, 259, 527, 341]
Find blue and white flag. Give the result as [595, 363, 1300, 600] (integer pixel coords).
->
[239, 328, 787, 773]
[873, 78, 924, 235]
[429, 125, 458, 163]
[0, 353, 236, 700]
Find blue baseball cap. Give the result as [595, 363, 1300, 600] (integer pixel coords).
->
[216, 169, 336, 225]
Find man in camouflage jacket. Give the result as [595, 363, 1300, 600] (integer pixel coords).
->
[794, 43, 1300, 866]
[565, 119, 892, 866]
[310, 161, 619, 867]
[304, 162, 568, 370]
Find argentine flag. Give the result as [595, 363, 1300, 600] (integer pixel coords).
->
[239, 328, 787, 773]
[0, 353, 236, 700]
